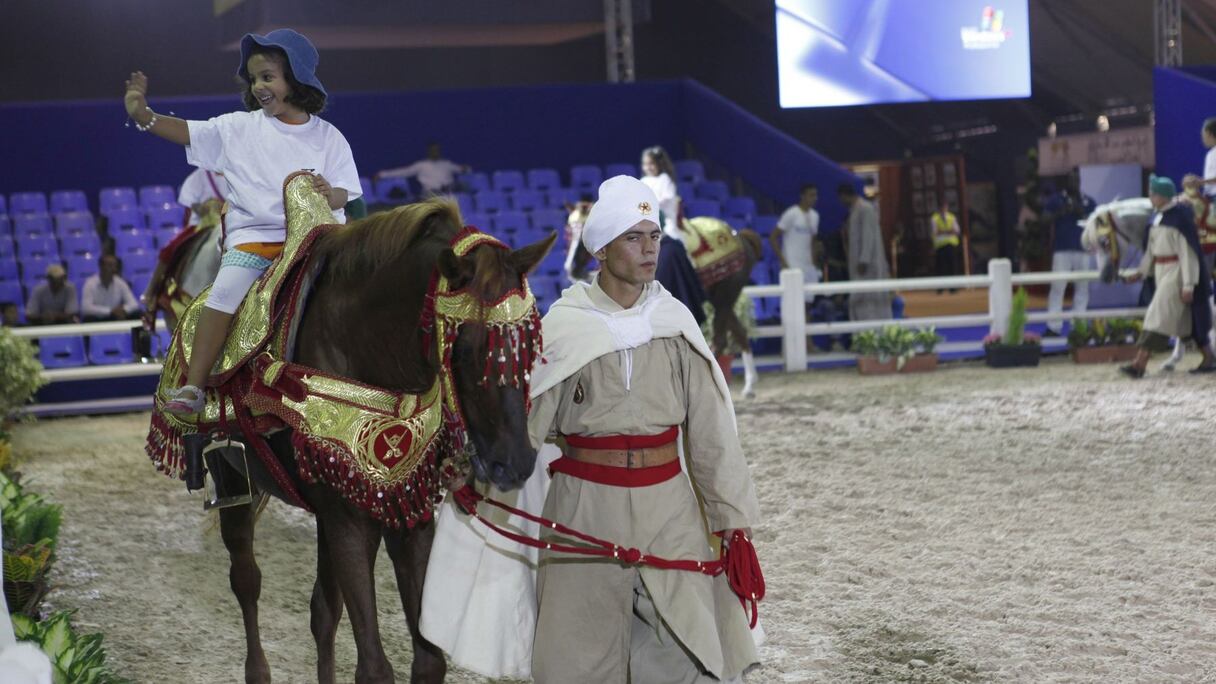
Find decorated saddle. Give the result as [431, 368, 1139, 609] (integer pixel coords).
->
[678, 216, 747, 289]
[145, 173, 542, 528]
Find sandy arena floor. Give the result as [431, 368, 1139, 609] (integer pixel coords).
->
[9, 358, 1216, 683]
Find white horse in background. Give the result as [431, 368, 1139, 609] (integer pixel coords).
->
[1081, 197, 1214, 370]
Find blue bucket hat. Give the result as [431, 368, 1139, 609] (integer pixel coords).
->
[238, 29, 326, 98]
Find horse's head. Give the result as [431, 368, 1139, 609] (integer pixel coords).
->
[436, 231, 558, 491]
[1081, 198, 1154, 284]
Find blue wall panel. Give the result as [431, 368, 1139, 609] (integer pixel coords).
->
[1153, 66, 1216, 185]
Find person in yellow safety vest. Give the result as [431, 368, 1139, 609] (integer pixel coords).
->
[930, 197, 962, 293]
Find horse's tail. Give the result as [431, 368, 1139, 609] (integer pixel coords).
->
[738, 228, 764, 263]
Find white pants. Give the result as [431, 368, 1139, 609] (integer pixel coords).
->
[1047, 250, 1092, 332]
[204, 264, 264, 314]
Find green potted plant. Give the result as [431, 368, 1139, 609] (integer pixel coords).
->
[984, 287, 1042, 367]
[1068, 317, 1141, 364]
[854, 325, 943, 375]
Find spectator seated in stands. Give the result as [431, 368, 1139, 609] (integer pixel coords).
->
[377, 142, 469, 196]
[0, 302, 19, 327]
[80, 254, 140, 322]
[26, 263, 79, 326]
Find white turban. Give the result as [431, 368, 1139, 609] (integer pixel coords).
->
[581, 175, 662, 254]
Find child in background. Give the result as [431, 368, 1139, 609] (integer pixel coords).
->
[123, 28, 361, 414]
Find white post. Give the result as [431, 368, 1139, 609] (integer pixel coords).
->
[988, 258, 1012, 337]
[779, 268, 807, 372]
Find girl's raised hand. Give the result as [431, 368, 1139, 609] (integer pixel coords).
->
[125, 71, 149, 118]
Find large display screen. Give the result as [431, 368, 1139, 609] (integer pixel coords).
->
[776, 0, 1031, 108]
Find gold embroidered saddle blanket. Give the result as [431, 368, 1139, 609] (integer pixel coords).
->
[679, 216, 747, 289]
[145, 173, 462, 528]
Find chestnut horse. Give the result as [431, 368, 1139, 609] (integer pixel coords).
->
[209, 198, 554, 683]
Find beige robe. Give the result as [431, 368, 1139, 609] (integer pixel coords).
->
[1137, 218, 1199, 338]
[845, 198, 893, 320]
[528, 283, 761, 682]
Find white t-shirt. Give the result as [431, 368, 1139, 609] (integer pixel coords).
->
[186, 110, 361, 250]
[1205, 147, 1216, 198]
[382, 159, 464, 194]
[640, 173, 680, 238]
[777, 204, 819, 272]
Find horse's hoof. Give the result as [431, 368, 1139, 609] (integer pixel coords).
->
[1160, 363, 1177, 372]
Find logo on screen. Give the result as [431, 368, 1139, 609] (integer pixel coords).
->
[961, 6, 1010, 50]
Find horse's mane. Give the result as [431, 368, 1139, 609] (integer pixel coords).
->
[312, 197, 464, 280]
[1091, 196, 1152, 220]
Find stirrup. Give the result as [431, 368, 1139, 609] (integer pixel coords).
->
[164, 385, 205, 415]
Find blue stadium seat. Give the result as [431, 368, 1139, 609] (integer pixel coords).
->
[146, 204, 184, 232]
[19, 256, 55, 283]
[458, 172, 491, 193]
[723, 197, 757, 222]
[675, 160, 705, 185]
[17, 236, 59, 261]
[54, 211, 95, 238]
[113, 231, 154, 257]
[39, 336, 87, 368]
[9, 192, 48, 215]
[570, 165, 603, 193]
[49, 190, 88, 214]
[0, 257, 17, 281]
[683, 199, 721, 218]
[0, 215, 10, 238]
[509, 189, 545, 212]
[449, 192, 476, 218]
[154, 328, 173, 357]
[123, 250, 157, 281]
[753, 215, 779, 237]
[695, 181, 729, 203]
[604, 163, 636, 179]
[61, 232, 101, 258]
[0, 236, 13, 259]
[0, 279, 22, 305]
[375, 176, 412, 204]
[154, 227, 182, 249]
[67, 254, 98, 281]
[13, 213, 52, 240]
[139, 185, 177, 209]
[530, 208, 566, 235]
[359, 177, 376, 205]
[88, 333, 134, 365]
[0, 196, 6, 214]
[492, 170, 526, 193]
[724, 216, 748, 230]
[492, 211, 530, 235]
[527, 168, 561, 192]
[99, 187, 138, 214]
[534, 244, 567, 276]
[546, 188, 581, 208]
[127, 273, 153, 300]
[510, 227, 545, 249]
[105, 207, 146, 233]
[463, 212, 491, 231]
[474, 190, 508, 214]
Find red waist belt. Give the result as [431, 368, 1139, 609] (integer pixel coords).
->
[552, 426, 681, 487]
[1155, 255, 1179, 264]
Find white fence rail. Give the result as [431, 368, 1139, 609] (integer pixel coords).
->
[12, 258, 1144, 389]
[742, 257, 1145, 371]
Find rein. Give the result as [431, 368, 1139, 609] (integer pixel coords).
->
[452, 484, 765, 627]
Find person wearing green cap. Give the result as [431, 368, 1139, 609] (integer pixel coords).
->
[1121, 174, 1216, 377]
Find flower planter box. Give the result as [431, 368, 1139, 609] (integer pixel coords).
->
[857, 354, 938, 375]
[984, 343, 1041, 368]
[1070, 344, 1138, 364]
[901, 353, 939, 373]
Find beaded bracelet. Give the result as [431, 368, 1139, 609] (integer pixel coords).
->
[132, 106, 157, 132]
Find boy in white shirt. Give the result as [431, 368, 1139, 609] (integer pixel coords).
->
[770, 184, 820, 284]
[123, 28, 361, 414]
[378, 142, 469, 196]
